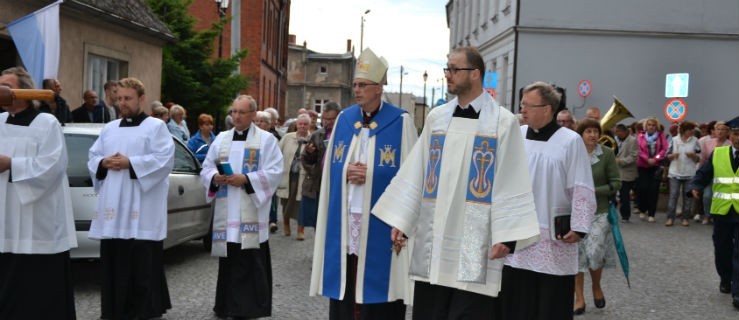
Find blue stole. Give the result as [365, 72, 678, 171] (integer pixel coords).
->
[323, 103, 405, 303]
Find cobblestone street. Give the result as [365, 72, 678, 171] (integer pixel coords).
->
[73, 210, 738, 319]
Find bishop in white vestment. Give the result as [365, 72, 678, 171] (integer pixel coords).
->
[372, 47, 540, 319]
[0, 67, 77, 320]
[200, 95, 283, 319]
[88, 78, 174, 319]
[310, 48, 417, 320]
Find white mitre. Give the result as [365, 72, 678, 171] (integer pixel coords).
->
[355, 47, 388, 84]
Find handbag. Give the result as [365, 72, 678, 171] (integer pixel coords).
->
[290, 140, 305, 174]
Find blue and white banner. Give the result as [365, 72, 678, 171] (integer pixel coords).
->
[7, 1, 63, 88]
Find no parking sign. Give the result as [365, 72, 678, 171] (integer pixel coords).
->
[577, 80, 592, 98]
[664, 98, 687, 123]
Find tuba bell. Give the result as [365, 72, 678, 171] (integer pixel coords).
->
[598, 96, 635, 151]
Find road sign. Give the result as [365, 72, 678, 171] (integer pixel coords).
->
[435, 98, 446, 107]
[485, 88, 496, 99]
[577, 80, 592, 98]
[665, 73, 689, 98]
[483, 72, 497, 89]
[664, 98, 688, 123]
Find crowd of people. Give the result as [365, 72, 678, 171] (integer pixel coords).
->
[1, 43, 738, 320]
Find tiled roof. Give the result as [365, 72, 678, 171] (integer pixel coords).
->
[64, 0, 174, 41]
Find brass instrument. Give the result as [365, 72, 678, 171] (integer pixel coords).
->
[598, 96, 635, 151]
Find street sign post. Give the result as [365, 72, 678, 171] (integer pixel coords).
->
[483, 72, 497, 89]
[577, 80, 592, 98]
[485, 88, 496, 99]
[665, 73, 689, 98]
[664, 98, 687, 123]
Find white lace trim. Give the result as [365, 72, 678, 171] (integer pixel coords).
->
[348, 212, 362, 255]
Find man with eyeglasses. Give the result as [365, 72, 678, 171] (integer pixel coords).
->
[557, 109, 577, 130]
[373, 46, 539, 319]
[200, 95, 284, 319]
[498, 81, 595, 319]
[310, 48, 417, 320]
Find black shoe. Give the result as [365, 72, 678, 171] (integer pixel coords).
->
[594, 298, 606, 308]
[733, 296, 739, 309]
[720, 282, 731, 294]
[573, 306, 585, 315]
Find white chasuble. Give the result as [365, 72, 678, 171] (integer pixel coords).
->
[88, 118, 174, 241]
[372, 93, 539, 297]
[201, 124, 283, 257]
[0, 113, 77, 254]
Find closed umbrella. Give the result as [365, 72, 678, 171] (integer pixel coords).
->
[607, 203, 631, 288]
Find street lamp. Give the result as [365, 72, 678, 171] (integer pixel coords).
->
[360, 9, 370, 52]
[215, 0, 230, 58]
[398, 65, 407, 107]
[422, 70, 428, 129]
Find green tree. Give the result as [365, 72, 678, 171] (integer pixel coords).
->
[146, 0, 248, 130]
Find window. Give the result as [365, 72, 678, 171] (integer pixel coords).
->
[83, 43, 131, 101]
[172, 139, 199, 173]
[319, 65, 327, 74]
[86, 53, 127, 101]
[314, 99, 329, 113]
[64, 133, 97, 187]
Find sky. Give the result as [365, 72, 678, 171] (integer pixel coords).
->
[288, 0, 451, 104]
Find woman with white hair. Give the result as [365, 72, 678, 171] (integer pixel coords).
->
[168, 104, 190, 141]
[277, 114, 311, 239]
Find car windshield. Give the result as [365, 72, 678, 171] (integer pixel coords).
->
[65, 133, 96, 187]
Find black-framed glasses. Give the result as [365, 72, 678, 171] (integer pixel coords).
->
[519, 102, 549, 109]
[352, 82, 379, 89]
[443, 67, 476, 75]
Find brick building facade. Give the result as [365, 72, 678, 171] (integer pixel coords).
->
[189, 0, 290, 120]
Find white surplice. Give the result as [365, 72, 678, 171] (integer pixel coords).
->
[503, 125, 596, 276]
[372, 93, 540, 298]
[0, 113, 77, 254]
[201, 124, 283, 247]
[87, 118, 174, 241]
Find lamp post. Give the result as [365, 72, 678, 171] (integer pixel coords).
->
[422, 70, 428, 129]
[215, 0, 230, 58]
[398, 65, 407, 107]
[360, 9, 370, 52]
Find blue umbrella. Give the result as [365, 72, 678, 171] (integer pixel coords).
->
[607, 203, 631, 288]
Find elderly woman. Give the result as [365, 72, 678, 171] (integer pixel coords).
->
[151, 105, 170, 123]
[665, 121, 701, 226]
[573, 119, 621, 315]
[187, 113, 216, 163]
[168, 104, 190, 141]
[277, 114, 311, 239]
[636, 117, 668, 223]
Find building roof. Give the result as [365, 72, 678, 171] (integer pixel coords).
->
[63, 0, 174, 41]
[289, 43, 354, 61]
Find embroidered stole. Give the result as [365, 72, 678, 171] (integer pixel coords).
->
[211, 129, 262, 257]
[412, 99, 499, 284]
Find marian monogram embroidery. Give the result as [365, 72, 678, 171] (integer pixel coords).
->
[424, 135, 445, 199]
[243, 149, 260, 173]
[333, 140, 347, 163]
[466, 136, 496, 203]
[378, 145, 397, 167]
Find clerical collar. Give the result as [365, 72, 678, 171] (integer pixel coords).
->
[362, 102, 382, 124]
[6, 106, 39, 126]
[526, 119, 561, 141]
[452, 91, 487, 119]
[233, 128, 249, 141]
[119, 112, 148, 127]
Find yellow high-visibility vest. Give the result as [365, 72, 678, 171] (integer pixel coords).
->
[710, 146, 739, 215]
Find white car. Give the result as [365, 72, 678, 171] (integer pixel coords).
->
[63, 123, 212, 258]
